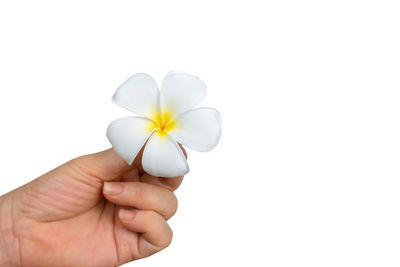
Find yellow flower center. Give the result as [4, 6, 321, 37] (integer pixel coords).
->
[148, 109, 177, 136]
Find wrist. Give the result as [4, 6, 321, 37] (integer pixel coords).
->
[0, 192, 20, 266]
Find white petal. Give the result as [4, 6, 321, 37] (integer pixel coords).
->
[142, 131, 189, 177]
[160, 71, 207, 118]
[107, 116, 156, 165]
[168, 107, 222, 152]
[112, 73, 160, 118]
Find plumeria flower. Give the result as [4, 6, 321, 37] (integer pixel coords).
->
[107, 71, 222, 177]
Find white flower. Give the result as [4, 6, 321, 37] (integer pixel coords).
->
[107, 71, 222, 177]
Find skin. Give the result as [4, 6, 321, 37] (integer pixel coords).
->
[0, 148, 186, 266]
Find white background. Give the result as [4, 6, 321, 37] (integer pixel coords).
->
[1, 1, 400, 266]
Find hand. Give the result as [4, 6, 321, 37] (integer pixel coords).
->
[0, 148, 184, 266]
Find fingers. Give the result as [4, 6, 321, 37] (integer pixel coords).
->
[120, 171, 184, 191]
[118, 209, 173, 258]
[103, 182, 178, 219]
[121, 168, 141, 182]
[140, 173, 184, 191]
[104, 181, 177, 260]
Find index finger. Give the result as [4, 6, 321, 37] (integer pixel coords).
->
[140, 173, 184, 191]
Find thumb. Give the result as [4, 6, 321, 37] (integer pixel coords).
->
[72, 148, 133, 181]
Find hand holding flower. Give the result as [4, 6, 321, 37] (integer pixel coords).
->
[0, 148, 183, 266]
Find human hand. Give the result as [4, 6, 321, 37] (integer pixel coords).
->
[0, 148, 184, 266]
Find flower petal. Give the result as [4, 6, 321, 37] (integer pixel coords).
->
[142, 131, 189, 177]
[112, 73, 160, 118]
[107, 116, 156, 165]
[160, 71, 207, 118]
[168, 107, 222, 152]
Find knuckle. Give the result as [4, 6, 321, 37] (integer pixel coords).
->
[143, 210, 158, 227]
[168, 193, 178, 218]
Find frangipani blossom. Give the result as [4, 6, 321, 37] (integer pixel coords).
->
[107, 71, 222, 177]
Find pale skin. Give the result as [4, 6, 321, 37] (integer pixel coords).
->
[0, 148, 186, 266]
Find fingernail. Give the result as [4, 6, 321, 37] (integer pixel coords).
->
[103, 182, 123, 195]
[119, 209, 136, 220]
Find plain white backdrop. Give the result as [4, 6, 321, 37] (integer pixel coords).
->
[1, 0, 400, 266]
